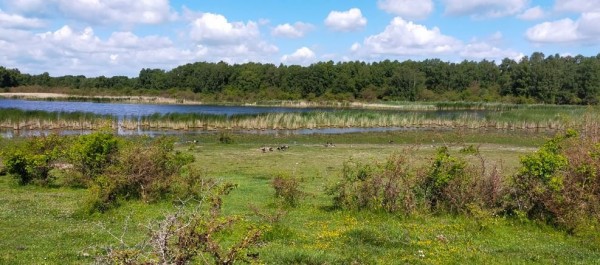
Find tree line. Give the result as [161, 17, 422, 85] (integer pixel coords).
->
[1, 52, 599, 104]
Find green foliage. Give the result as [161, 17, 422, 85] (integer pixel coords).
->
[329, 154, 420, 214]
[1, 134, 65, 185]
[330, 147, 500, 215]
[68, 131, 119, 180]
[508, 129, 600, 233]
[84, 136, 195, 213]
[423, 146, 468, 209]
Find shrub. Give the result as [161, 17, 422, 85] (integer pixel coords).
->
[272, 174, 304, 207]
[422, 146, 468, 211]
[96, 181, 263, 265]
[507, 129, 600, 233]
[329, 147, 503, 215]
[329, 154, 419, 214]
[85, 136, 194, 212]
[68, 131, 119, 181]
[1, 134, 65, 185]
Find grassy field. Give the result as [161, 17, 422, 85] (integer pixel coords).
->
[1, 131, 600, 264]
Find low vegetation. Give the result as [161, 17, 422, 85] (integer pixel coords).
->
[1, 129, 600, 264]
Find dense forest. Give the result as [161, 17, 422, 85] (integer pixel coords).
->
[1, 52, 600, 104]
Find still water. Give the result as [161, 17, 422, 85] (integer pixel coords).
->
[0, 98, 324, 117]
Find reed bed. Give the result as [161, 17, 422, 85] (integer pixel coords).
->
[129, 108, 600, 132]
[2, 105, 598, 134]
[0, 108, 114, 130]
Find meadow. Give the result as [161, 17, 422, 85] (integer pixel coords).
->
[1, 129, 600, 264]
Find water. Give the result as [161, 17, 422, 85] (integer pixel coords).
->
[0, 98, 324, 117]
[0, 98, 486, 137]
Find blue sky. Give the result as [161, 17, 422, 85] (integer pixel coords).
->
[0, 0, 598, 77]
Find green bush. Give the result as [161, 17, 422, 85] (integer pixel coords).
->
[1, 134, 65, 185]
[422, 146, 468, 211]
[85, 136, 194, 212]
[68, 131, 119, 181]
[329, 148, 501, 215]
[329, 154, 419, 214]
[508, 129, 600, 233]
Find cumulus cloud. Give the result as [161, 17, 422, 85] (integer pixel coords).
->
[281, 47, 316, 65]
[377, 0, 434, 20]
[4, 0, 176, 25]
[324, 8, 367, 32]
[271, 22, 313, 38]
[460, 36, 524, 61]
[188, 12, 278, 60]
[517, 6, 545, 20]
[190, 13, 260, 44]
[0, 24, 197, 76]
[355, 17, 460, 57]
[525, 13, 600, 43]
[442, 0, 528, 18]
[554, 0, 600, 13]
[351, 18, 522, 62]
[0, 9, 45, 29]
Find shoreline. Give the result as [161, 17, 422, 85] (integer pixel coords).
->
[0, 92, 444, 110]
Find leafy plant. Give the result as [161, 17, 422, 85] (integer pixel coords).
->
[272, 174, 304, 207]
[1, 134, 65, 185]
[422, 146, 467, 211]
[68, 131, 120, 181]
[507, 129, 600, 233]
[84, 136, 195, 213]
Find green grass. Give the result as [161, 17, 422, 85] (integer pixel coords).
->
[1, 131, 599, 264]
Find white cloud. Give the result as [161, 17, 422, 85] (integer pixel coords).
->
[4, 0, 176, 25]
[190, 13, 259, 44]
[0, 9, 44, 28]
[0, 24, 198, 76]
[443, 0, 528, 18]
[324, 8, 367, 32]
[271, 22, 313, 38]
[524, 13, 600, 43]
[578, 12, 600, 36]
[2, 0, 48, 14]
[555, 0, 600, 13]
[526, 19, 579, 43]
[188, 12, 278, 61]
[460, 41, 524, 61]
[356, 17, 460, 57]
[517, 6, 545, 20]
[281, 47, 316, 65]
[377, 0, 434, 20]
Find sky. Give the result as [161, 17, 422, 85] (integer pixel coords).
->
[0, 0, 599, 77]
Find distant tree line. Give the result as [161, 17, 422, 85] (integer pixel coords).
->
[2, 52, 599, 104]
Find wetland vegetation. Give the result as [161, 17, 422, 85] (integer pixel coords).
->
[1, 127, 600, 264]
